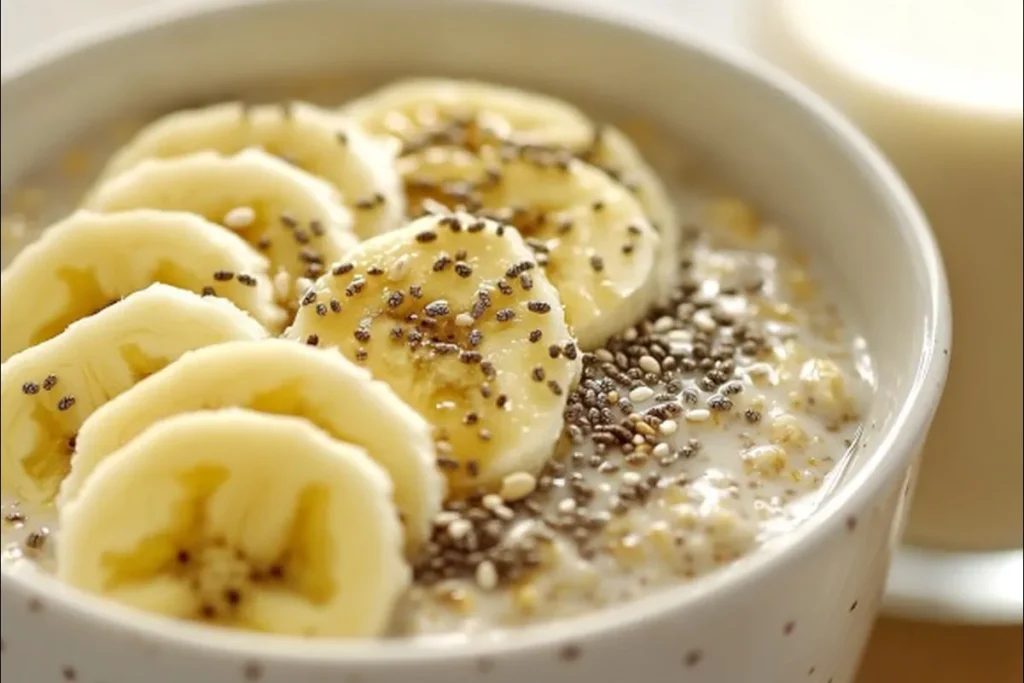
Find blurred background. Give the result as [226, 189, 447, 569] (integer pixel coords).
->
[2, 1, 1021, 681]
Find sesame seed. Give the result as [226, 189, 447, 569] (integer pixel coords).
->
[685, 408, 711, 422]
[693, 309, 717, 333]
[638, 355, 661, 375]
[447, 519, 472, 540]
[387, 255, 410, 282]
[270, 272, 289, 301]
[475, 560, 498, 590]
[621, 471, 642, 486]
[500, 471, 537, 501]
[222, 206, 256, 230]
[629, 386, 654, 403]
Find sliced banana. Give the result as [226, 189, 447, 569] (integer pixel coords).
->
[399, 148, 661, 348]
[284, 214, 581, 492]
[343, 78, 595, 149]
[0, 209, 283, 360]
[64, 339, 443, 549]
[92, 102, 405, 240]
[581, 125, 680, 298]
[84, 148, 357, 300]
[0, 284, 268, 504]
[343, 78, 678, 296]
[58, 409, 408, 638]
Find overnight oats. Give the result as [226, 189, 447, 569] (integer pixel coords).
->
[0, 78, 868, 639]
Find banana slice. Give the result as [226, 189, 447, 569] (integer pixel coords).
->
[0, 209, 283, 361]
[399, 148, 661, 349]
[343, 78, 678, 296]
[64, 339, 443, 549]
[581, 125, 680, 299]
[0, 284, 268, 504]
[58, 409, 408, 638]
[92, 102, 405, 240]
[284, 214, 581, 492]
[84, 148, 357, 300]
[343, 78, 595, 149]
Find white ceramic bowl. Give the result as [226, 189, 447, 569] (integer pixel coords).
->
[0, 1, 951, 682]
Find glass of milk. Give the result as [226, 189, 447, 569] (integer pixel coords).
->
[747, 0, 1022, 624]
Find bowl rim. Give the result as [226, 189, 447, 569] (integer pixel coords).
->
[0, 0, 952, 662]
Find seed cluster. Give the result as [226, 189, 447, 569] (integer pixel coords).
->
[173, 538, 287, 623]
[244, 210, 333, 281]
[20, 373, 76, 414]
[412, 251, 783, 589]
[304, 215, 580, 481]
[402, 128, 649, 273]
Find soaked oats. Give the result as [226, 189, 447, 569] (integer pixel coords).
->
[0, 76, 871, 639]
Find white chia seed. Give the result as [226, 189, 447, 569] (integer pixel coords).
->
[628, 386, 655, 403]
[223, 206, 256, 230]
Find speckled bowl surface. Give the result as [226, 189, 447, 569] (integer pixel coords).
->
[0, 1, 950, 682]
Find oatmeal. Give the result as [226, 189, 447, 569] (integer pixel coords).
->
[0, 76, 868, 640]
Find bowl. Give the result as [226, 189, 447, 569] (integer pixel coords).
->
[0, 1, 951, 682]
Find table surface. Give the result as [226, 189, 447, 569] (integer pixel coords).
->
[1, 1, 1021, 681]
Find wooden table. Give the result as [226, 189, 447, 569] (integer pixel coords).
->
[856, 619, 1022, 683]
